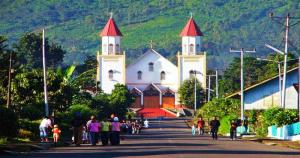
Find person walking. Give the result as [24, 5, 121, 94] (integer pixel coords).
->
[101, 118, 111, 146]
[197, 117, 205, 135]
[191, 124, 196, 136]
[87, 116, 101, 146]
[110, 117, 121, 145]
[243, 117, 249, 134]
[230, 120, 238, 140]
[71, 113, 84, 146]
[86, 116, 95, 143]
[39, 116, 52, 142]
[209, 116, 220, 140]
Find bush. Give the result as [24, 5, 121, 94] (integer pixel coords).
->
[0, 106, 19, 138]
[219, 114, 238, 135]
[18, 129, 33, 139]
[68, 104, 96, 122]
[197, 98, 240, 120]
[255, 107, 298, 137]
[18, 119, 41, 140]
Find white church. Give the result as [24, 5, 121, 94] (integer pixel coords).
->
[96, 16, 207, 109]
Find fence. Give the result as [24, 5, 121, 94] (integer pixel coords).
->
[268, 122, 300, 141]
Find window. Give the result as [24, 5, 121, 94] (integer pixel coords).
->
[189, 44, 194, 54]
[160, 71, 166, 80]
[149, 62, 154, 71]
[189, 70, 195, 78]
[108, 44, 113, 54]
[137, 71, 142, 80]
[103, 44, 107, 53]
[108, 70, 113, 80]
[116, 44, 120, 54]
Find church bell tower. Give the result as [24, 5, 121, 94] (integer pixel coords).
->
[178, 16, 207, 89]
[97, 15, 126, 94]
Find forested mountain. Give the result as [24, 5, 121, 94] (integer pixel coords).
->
[0, 0, 300, 68]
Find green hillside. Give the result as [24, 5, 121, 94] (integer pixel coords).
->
[0, 0, 300, 68]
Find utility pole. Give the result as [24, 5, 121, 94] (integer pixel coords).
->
[230, 48, 256, 120]
[42, 29, 49, 117]
[215, 69, 219, 98]
[282, 14, 290, 109]
[208, 75, 211, 101]
[6, 52, 12, 108]
[298, 57, 300, 121]
[194, 70, 197, 112]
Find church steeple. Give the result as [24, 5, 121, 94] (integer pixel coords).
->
[100, 15, 122, 55]
[180, 17, 203, 55]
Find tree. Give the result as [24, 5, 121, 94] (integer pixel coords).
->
[109, 84, 134, 118]
[178, 78, 205, 109]
[13, 33, 65, 69]
[197, 98, 240, 119]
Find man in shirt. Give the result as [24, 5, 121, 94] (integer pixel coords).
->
[101, 118, 111, 146]
[39, 116, 52, 142]
[209, 116, 220, 140]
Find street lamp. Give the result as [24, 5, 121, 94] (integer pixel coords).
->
[192, 70, 203, 112]
[230, 48, 256, 121]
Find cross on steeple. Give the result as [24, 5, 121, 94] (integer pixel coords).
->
[109, 12, 113, 18]
[149, 40, 154, 49]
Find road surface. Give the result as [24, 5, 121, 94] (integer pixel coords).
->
[2, 118, 299, 158]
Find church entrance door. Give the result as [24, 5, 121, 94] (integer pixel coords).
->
[143, 85, 160, 108]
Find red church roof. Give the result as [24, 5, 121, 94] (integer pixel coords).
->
[100, 17, 123, 36]
[180, 18, 203, 36]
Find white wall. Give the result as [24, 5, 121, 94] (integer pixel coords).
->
[98, 55, 125, 94]
[126, 49, 178, 91]
[179, 55, 206, 88]
[182, 36, 201, 55]
[101, 36, 121, 55]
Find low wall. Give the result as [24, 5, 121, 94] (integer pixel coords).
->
[268, 122, 300, 141]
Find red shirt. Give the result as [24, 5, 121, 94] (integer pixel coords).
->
[197, 120, 205, 128]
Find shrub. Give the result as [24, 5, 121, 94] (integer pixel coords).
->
[18, 129, 33, 139]
[18, 119, 41, 140]
[0, 106, 19, 138]
[197, 98, 240, 120]
[219, 114, 238, 135]
[68, 104, 96, 122]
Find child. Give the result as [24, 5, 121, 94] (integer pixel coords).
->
[191, 124, 196, 136]
[82, 126, 88, 144]
[52, 124, 61, 144]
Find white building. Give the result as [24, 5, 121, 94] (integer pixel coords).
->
[97, 16, 207, 109]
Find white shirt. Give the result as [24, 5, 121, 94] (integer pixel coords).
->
[40, 118, 51, 128]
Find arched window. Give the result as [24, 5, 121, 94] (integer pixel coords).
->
[189, 70, 195, 78]
[160, 71, 166, 80]
[189, 44, 194, 54]
[137, 71, 142, 80]
[108, 44, 113, 54]
[108, 70, 113, 80]
[116, 44, 120, 54]
[149, 62, 154, 71]
[103, 44, 107, 53]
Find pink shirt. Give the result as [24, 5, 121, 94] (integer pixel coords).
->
[89, 122, 100, 132]
[111, 122, 120, 131]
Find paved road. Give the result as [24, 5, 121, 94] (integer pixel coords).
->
[2, 118, 300, 158]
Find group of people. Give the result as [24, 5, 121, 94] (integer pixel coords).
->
[39, 116, 61, 144]
[72, 114, 122, 146]
[38, 113, 150, 146]
[191, 116, 249, 140]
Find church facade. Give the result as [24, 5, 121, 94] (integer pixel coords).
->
[96, 16, 207, 109]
